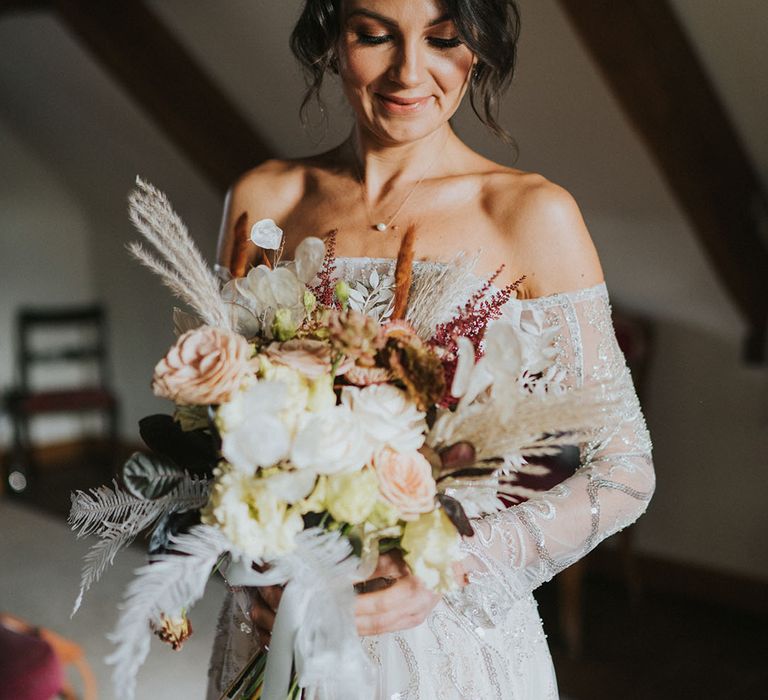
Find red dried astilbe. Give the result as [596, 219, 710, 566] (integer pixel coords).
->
[309, 229, 339, 307]
[429, 267, 525, 406]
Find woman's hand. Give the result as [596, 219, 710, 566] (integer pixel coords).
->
[250, 552, 468, 643]
[250, 585, 283, 650]
[354, 551, 467, 637]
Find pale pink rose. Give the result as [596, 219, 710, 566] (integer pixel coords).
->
[373, 448, 437, 521]
[152, 326, 252, 405]
[265, 339, 353, 379]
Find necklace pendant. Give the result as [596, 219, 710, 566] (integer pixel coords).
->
[375, 222, 388, 232]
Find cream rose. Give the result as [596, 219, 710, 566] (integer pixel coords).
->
[290, 405, 373, 475]
[152, 326, 252, 405]
[201, 464, 303, 560]
[402, 509, 463, 592]
[373, 448, 436, 521]
[342, 384, 427, 452]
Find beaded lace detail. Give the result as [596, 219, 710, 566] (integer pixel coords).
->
[208, 257, 655, 700]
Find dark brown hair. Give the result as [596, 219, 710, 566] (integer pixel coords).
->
[290, 0, 521, 142]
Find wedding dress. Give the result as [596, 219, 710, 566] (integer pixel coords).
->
[207, 257, 655, 700]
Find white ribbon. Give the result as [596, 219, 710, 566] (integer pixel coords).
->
[227, 529, 374, 700]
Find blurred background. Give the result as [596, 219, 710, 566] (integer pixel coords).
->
[0, 1, 766, 698]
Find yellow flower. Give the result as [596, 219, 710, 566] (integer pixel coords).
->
[299, 475, 328, 514]
[368, 499, 401, 529]
[325, 468, 379, 525]
[402, 508, 462, 592]
[201, 464, 303, 560]
[307, 374, 336, 413]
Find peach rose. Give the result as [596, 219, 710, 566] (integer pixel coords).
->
[373, 448, 437, 521]
[152, 326, 252, 405]
[264, 339, 353, 379]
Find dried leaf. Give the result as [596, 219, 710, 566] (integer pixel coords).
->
[139, 414, 218, 475]
[437, 493, 474, 537]
[438, 442, 476, 471]
[123, 452, 183, 500]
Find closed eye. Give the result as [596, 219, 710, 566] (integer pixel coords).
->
[428, 36, 463, 49]
[356, 32, 393, 46]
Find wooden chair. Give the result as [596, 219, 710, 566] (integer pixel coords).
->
[2, 304, 119, 493]
[0, 613, 97, 700]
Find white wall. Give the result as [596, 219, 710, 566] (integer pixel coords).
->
[0, 118, 98, 445]
[639, 320, 768, 579]
[0, 13, 222, 446]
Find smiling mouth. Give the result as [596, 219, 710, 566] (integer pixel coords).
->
[376, 94, 432, 113]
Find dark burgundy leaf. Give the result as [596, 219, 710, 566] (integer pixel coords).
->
[139, 414, 218, 475]
[438, 442, 476, 470]
[437, 493, 474, 537]
[436, 466, 498, 482]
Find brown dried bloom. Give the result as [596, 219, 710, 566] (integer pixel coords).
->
[384, 321, 445, 411]
[151, 611, 192, 651]
[328, 309, 385, 367]
[152, 326, 252, 405]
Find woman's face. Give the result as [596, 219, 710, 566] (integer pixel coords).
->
[337, 0, 476, 146]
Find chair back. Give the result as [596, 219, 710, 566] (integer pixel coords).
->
[15, 304, 112, 393]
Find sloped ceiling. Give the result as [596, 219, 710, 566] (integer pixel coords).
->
[3, 0, 766, 339]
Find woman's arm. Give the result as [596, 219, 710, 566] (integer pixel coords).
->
[351, 180, 653, 633]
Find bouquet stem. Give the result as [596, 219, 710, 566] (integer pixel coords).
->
[219, 650, 300, 700]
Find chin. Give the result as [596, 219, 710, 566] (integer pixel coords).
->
[366, 109, 452, 146]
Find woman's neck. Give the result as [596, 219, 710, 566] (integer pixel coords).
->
[347, 124, 457, 203]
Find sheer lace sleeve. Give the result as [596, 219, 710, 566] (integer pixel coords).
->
[451, 282, 655, 626]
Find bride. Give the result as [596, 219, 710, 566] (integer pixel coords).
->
[209, 0, 655, 697]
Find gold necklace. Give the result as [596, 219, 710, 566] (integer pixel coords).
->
[354, 132, 446, 233]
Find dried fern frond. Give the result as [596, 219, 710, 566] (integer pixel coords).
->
[128, 177, 232, 330]
[69, 476, 210, 615]
[105, 525, 230, 700]
[406, 251, 479, 338]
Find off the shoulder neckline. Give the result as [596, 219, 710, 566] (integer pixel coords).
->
[332, 256, 608, 305]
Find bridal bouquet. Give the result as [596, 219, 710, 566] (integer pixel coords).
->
[69, 179, 609, 700]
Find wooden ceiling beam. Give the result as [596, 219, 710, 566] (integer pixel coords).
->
[45, 0, 273, 194]
[557, 0, 768, 361]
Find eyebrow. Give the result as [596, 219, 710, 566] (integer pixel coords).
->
[345, 9, 453, 29]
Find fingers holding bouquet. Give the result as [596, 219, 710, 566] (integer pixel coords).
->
[249, 551, 468, 641]
[250, 584, 283, 649]
[355, 550, 451, 636]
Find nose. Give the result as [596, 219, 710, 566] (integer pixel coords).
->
[388, 38, 424, 88]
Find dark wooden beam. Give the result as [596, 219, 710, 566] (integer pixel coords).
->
[45, 0, 273, 193]
[0, 0, 49, 12]
[557, 0, 768, 361]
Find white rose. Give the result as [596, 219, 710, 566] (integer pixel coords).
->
[342, 384, 427, 453]
[218, 381, 291, 471]
[290, 404, 373, 474]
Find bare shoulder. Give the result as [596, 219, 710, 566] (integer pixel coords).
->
[225, 158, 307, 223]
[218, 154, 340, 266]
[483, 170, 604, 298]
